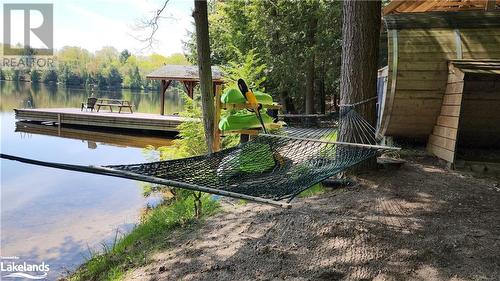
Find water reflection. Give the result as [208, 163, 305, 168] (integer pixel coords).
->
[0, 81, 183, 280]
[15, 121, 175, 149]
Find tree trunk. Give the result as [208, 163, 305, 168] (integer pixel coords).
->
[305, 17, 318, 115]
[193, 0, 215, 153]
[339, 0, 381, 142]
[316, 64, 326, 114]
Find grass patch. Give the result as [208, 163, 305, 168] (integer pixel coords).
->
[69, 196, 219, 281]
[298, 183, 325, 198]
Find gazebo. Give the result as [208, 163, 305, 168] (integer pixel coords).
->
[147, 65, 224, 115]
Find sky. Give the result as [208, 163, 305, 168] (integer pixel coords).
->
[1, 0, 195, 56]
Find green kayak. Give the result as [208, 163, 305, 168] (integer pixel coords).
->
[219, 110, 274, 131]
[221, 88, 274, 105]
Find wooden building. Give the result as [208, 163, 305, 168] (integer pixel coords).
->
[146, 65, 224, 115]
[377, 0, 500, 165]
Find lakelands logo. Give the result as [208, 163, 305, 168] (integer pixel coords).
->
[1, 257, 50, 280]
[3, 3, 54, 55]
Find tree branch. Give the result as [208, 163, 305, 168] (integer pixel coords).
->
[131, 0, 173, 50]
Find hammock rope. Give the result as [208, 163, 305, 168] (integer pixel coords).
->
[0, 107, 398, 208]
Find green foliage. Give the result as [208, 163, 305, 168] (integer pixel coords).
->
[125, 66, 142, 90]
[222, 49, 267, 91]
[12, 69, 20, 81]
[30, 70, 41, 82]
[41, 69, 58, 83]
[0, 69, 5, 80]
[2, 46, 189, 90]
[298, 183, 325, 198]
[156, 94, 207, 159]
[70, 196, 219, 281]
[107, 66, 122, 88]
[119, 49, 131, 64]
[185, 0, 343, 113]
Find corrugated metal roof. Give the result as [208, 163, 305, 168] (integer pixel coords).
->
[146, 65, 224, 81]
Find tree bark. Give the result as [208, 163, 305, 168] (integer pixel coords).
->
[193, 0, 215, 153]
[316, 64, 326, 114]
[305, 17, 318, 114]
[339, 0, 381, 143]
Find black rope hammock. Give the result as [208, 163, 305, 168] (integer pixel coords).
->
[0, 106, 399, 208]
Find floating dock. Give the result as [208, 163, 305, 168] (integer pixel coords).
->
[14, 108, 186, 132]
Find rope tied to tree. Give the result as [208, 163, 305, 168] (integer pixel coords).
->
[339, 96, 378, 108]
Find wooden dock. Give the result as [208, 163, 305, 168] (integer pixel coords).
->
[14, 108, 187, 132]
[15, 121, 173, 148]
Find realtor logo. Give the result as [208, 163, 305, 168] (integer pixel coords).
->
[3, 3, 53, 55]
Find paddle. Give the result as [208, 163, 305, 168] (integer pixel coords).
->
[238, 79, 268, 134]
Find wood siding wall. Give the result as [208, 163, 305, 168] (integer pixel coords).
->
[379, 27, 500, 140]
[426, 64, 464, 163]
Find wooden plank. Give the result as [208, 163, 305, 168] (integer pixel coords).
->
[446, 68, 465, 83]
[442, 94, 462, 105]
[433, 125, 458, 139]
[461, 43, 500, 54]
[460, 32, 500, 42]
[393, 96, 444, 106]
[446, 75, 464, 84]
[398, 28, 500, 37]
[460, 29, 500, 37]
[396, 44, 459, 53]
[440, 105, 461, 117]
[429, 134, 457, 151]
[396, 79, 447, 91]
[382, 0, 407, 15]
[397, 28, 456, 36]
[14, 108, 183, 132]
[445, 81, 464, 94]
[437, 115, 459, 128]
[462, 52, 500, 59]
[427, 143, 455, 163]
[397, 70, 448, 80]
[412, 1, 444, 13]
[397, 36, 456, 46]
[392, 102, 442, 114]
[398, 61, 448, 71]
[394, 90, 444, 99]
[392, 52, 460, 61]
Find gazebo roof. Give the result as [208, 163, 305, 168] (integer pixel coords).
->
[383, 0, 499, 15]
[146, 65, 224, 82]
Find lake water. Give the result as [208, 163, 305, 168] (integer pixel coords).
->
[0, 81, 184, 280]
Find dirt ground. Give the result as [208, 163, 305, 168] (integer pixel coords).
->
[123, 153, 500, 281]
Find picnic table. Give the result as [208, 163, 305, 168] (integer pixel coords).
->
[96, 98, 134, 113]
